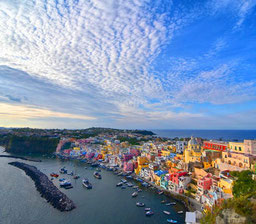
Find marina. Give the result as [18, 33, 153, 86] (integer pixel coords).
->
[0, 152, 186, 224]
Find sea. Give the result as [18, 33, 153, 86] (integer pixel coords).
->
[0, 147, 185, 224]
[152, 129, 256, 141]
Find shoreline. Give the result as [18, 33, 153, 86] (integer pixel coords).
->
[0, 155, 42, 162]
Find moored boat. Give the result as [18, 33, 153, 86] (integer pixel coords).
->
[163, 211, 171, 215]
[116, 182, 123, 187]
[136, 202, 145, 207]
[177, 211, 183, 214]
[60, 180, 72, 188]
[93, 172, 102, 179]
[50, 172, 59, 178]
[158, 190, 164, 195]
[59, 167, 67, 174]
[144, 208, 151, 211]
[82, 179, 92, 189]
[132, 192, 138, 197]
[145, 211, 154, 216]
[73, 175, 80, 179]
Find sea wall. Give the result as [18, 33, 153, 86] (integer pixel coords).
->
[9, 161, 75, 212]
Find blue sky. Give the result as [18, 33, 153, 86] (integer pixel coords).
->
[0, 0, 256, 129]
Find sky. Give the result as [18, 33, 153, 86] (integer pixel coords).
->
[0, 0, 256, 130]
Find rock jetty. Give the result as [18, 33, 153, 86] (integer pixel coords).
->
[9, 161, 75, 212]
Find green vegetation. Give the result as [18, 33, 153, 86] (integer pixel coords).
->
[230, 170, 256, 198]
[117, 137, 141, 145]
[4, 135, 59, 154]
[200, 170, 256, 224]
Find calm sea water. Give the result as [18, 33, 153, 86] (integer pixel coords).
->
[0, 147, 185, 224]
[152, 129, 256, 141]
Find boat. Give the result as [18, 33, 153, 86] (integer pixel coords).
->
[59, 167, 67, 174]
[126, 175, 133, 179]
[166, 202, 176, 206]
[121, 186, 126, 189]
[167, 219, 177, 223]
[133, 186, 138, 189]
[138, 189, 142, 192]
[177, 211, 183, 214]
[82, 179, 92, 189]
[50, 173, 59, 178]
[144, 208, 151, 211]
[127, 182, 133, 187]
[132, 192, 138, 197]
[73, 175, 80, 179]
[142, 182, 149, 187]
[163, 211, 171, 215]
[68, 171, 74, 176]
[161, 200, 167, 204]
[116, 182, 123, 187]
[136, 202, 145, 207]
[96, 168, 101, 172]
[60, 180, 72, 188]
[91, 163, 99, 167]
[117, 172, 123, 176]
[145, 211, 154, 216]
[121, 179, 127, 183]
[59, 178, 66, 182]
[158, 190, 164, 195]
[93, 172, 102, 179]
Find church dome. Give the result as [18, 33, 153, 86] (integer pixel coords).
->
[188, 136, 197, 145]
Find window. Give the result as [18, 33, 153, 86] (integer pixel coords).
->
[235, 146, 237, 150]
[239, 147, 242, 151]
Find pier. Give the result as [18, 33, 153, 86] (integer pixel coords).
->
[9, 161, 75, 212]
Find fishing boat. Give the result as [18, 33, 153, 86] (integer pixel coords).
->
[161, 200, 167, 204]
[132, 192, 138, 197]
[138, 189, 142, 192]
[121, 179, 127, 183]
[59, 167, 67, 174]
[177, 211, 183, 214]
[126, 175, 132, 179]
[116, 182, 123, 187]
[127, 182, 133, 187]
[145, 211, 154, 216]
[117, 172, 123, 176]
[59, 178, 66, 182]
[50, 173, 59, 178]
[158, 190, 164, 195]
[170, 202, 176, 205]
[60, 180, 72, 188]
[144, 208, 151, 211]
[136, 202, 145, 207]
[167, 219, 177, 223]
[68, 171, 74, 176]
[163, 211, 171, 215]
[93, 172, 102, 179]
[82, 179, 92, 189]
[73, 175, 80, 179]
[166, 203, 172, 206]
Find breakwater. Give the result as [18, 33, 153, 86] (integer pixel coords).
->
[9, 161, 75, 212]
[0, 155, 41, 162]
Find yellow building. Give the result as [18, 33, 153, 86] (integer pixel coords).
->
[218, 178, 233, 194]
[161, 150, 171, 157]
[229, 142, 244, 153]
[184, 137, 202, 163]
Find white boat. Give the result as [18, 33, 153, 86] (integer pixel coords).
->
[136, 202, 145, 207]
[132, 192, 138, 197]
[144, 208, 151, 211]
[163, 211, 171, 215]
[177, 211, 183, 214]
[145, 211, 154, 216]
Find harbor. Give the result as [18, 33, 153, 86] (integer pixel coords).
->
[0, 151, 186, 224]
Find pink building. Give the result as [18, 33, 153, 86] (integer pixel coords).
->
[123, 161, 134, 172]
[170, 172, 188, 185]
[198, 174, 213, 191]
[130, 149, 140, 157]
